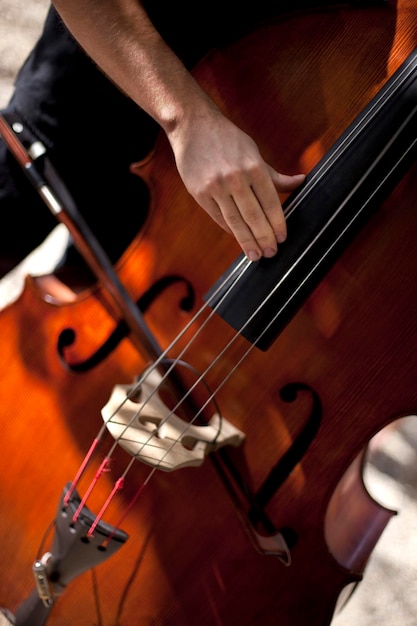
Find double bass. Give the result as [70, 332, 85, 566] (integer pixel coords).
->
[0, 1, 417, 624]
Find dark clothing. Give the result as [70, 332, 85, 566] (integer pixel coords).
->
[1, 6, 156, 274]
[0, 1, 376, 276]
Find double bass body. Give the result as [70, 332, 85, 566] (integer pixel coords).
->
[1, 2, 417, 624]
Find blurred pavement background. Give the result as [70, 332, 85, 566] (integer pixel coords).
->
[0, 2, 417, 624]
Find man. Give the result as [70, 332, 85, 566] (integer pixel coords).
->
[2, 1, 370, 281]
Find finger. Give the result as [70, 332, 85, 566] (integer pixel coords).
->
[251, 169, 306, 243]
[204, 193, 265, 261]
[231, 183, 280, 257]
[271, 170, 306, 193]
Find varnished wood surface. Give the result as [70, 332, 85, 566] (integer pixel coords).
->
[0, 1, 415, 624]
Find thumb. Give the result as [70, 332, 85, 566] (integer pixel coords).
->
[270, 169, 306, 192]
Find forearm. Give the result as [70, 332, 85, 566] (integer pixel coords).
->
[52, 0, 305, 262]
[51, 0, 215, 137]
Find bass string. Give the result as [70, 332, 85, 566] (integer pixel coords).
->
[94, 53, 416, 446]
[67, 254, 251, 517]
[69, 57, 415, 533]
[105, 63, 415, 462]
[100, 46, 416, 424]
[283, 54, 417, 222]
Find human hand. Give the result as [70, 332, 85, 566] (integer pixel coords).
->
[170, 106, 305, 261]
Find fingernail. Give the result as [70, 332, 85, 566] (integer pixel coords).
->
[247, 250, 260, 262]
[263, 247, 277, 258]
[276, 232, 286, 244]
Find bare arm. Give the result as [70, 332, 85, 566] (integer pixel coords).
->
[52, 0, 305, 261]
